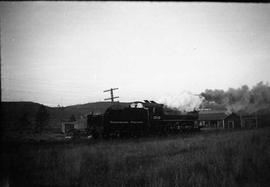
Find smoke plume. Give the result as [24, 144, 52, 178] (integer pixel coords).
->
[200, 81, 270, 114]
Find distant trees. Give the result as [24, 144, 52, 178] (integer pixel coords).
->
[17, 113, 31, 134]
[35, 105, 50, 133]
[69, 114, 76, 122]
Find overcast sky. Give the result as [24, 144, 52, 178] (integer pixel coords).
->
[1, 2, 270, 107]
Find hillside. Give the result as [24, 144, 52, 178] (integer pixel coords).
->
[1, 102, 48, 130]
[1, 101, 130, 131]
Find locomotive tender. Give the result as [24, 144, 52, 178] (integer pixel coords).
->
[87, 100, 199, 138]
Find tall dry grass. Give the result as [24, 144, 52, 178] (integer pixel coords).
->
[2, 128, 270, 187]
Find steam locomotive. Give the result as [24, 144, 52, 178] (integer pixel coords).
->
[87, 100, 200, 138]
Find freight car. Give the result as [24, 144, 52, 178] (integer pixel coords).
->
[87, 100, 199, 138]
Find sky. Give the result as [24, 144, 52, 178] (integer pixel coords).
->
[1, 2, 270, 107]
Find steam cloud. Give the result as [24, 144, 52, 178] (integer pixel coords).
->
[158, 91, 203, 112]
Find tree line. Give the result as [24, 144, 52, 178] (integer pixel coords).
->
[18, 105, 78, 134]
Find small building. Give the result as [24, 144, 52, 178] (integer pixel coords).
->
[199, 110, 241, 129]
[61, 116, 87, 134]
[240, 115, 258, 128]
[61, 121, 76, 134]
[224, 113, 241, 129]
[199, 110, 227, 128]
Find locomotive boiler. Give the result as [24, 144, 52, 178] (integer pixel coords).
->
[87, 100, 199, 138]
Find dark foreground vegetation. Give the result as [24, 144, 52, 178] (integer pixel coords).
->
[1, 128, 270, 187]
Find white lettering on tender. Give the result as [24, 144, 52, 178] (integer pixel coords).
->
[153, 116, 161, 120]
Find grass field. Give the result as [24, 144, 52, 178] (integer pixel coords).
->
[1, 128, 270, 187]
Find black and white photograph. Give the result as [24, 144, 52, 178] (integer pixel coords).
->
[1, 1, 270, 187]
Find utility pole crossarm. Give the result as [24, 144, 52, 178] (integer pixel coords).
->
[104, 88, 118, 93]
[104, 96, 119, 101]
[103, 88, 119, 102]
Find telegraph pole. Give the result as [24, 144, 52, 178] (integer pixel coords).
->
[104, 88, 119, 102]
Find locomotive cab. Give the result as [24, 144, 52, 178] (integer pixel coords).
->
[136, 100, 165, 134]
[136, 100, 164, 119]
